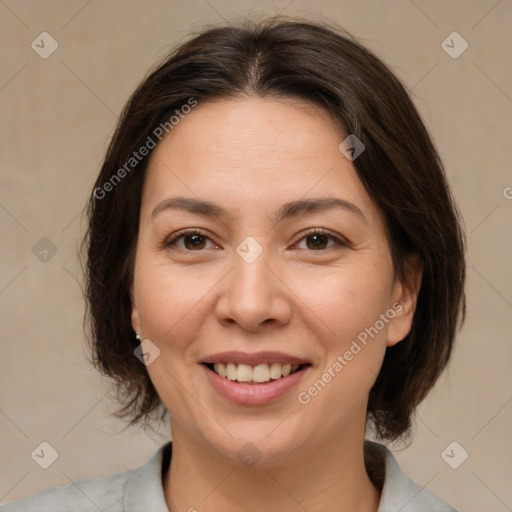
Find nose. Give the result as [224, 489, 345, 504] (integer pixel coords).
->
[214, 246, 292, 332]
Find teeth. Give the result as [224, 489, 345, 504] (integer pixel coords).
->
[210, 362, 302, 383]
[237, 364, 253, 382]
[213, 362, 226, 378]
[226, 362, 237, 380]
[269, 362, 282, 379]
[253, 363, 270, 383]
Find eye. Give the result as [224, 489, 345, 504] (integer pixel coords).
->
[293, 229, 346, 251]
[164, 229, 218, 251]
[164, 228, 346, 252]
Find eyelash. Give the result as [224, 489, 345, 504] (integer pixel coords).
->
[163, 228, 347, 252]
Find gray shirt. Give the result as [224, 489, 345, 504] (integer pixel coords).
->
[2, 441, 457, 511]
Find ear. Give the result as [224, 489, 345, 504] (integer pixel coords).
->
[386, 254, 423, 347]
[129, 283, 141, 335]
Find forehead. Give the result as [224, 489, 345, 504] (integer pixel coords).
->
[148, 96, 341, 170]
[141, 96, 381, 227]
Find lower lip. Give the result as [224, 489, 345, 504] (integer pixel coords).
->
[203, 365, 309, 406]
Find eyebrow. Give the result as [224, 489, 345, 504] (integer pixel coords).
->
[151, 196, 368, 225]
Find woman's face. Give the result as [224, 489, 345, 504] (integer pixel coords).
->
[131, 96, 417, 465]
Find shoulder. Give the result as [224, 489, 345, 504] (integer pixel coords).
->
[1, 468, 133, 512]
[366, 441, 459, 512]
[1, 442, 172, 512]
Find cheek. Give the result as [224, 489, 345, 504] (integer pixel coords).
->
[296, 260, 393, 404]
[134, 256, 208, 343]
[295, 269, 393, 421]
[303, 260, 394, 347]
[133, 258, 213, 414]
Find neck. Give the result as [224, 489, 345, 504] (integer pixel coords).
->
[164, 419, 382, 512]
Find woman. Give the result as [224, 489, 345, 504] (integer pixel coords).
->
[4, 16, 465, 511]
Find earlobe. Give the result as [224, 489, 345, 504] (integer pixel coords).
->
[130, 284, 141, 334]
[131, 305, 140, 335]
[386, 255, 423, 347]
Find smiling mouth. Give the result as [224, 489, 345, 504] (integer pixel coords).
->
[203, 362, 309, 384]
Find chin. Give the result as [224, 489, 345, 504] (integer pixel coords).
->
[195, 416, 310, 469]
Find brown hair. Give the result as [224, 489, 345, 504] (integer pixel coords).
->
[81, 16, 466, 441]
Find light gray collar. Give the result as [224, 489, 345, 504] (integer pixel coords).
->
[123, 441, 456, 511]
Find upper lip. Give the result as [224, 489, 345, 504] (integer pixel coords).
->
[202, 351, 310, 366]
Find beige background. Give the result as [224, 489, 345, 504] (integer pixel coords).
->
[1, 0, 511, 510]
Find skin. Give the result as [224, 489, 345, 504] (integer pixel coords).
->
[130, 96, 422, 512]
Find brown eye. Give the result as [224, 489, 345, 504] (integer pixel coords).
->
[305, 233, 330, 250]
[294, 230, 345, 251]
[182, 233, 208, 250]
[165, 230, 217, 251]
